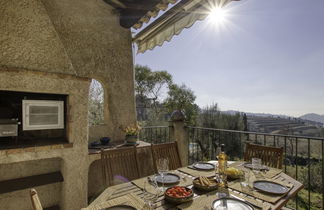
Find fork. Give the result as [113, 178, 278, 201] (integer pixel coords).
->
[181, 174, 188, 182]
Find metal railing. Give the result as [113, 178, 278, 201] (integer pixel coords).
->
[140, 125, 324, 209]
[187, 126, 324, 210]
[139, 126, 172, 144]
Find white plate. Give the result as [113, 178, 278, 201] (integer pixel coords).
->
[193, 162, 215, 170]
[212, 198, 254, 210]
[253, 180, 289, 195]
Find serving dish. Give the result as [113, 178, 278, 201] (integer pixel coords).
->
[225, 167, 244, 179]
[193, 176, 218, 191]
[100, 137, 111, 145]
[164, 186, 193, 204]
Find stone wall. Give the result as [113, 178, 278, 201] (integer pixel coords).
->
[42, 0, 137, 141]
[0, 158, 62, 210]
[0, 0, 74, 73]
[0, 69, 91, 209]
[0, 0, 137, 141]
[0, 0, 137, 208]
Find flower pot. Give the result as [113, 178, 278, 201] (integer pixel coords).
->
[125, 135, 138, 143]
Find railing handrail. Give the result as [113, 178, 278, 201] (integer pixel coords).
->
[186, 126, 324, 141]
[141, 126, 170, 129]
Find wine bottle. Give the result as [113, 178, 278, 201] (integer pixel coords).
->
[217, 144, 228, 187]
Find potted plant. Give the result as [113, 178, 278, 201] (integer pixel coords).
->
[123, 123, 141, 144]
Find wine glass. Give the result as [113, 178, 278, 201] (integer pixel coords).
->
[252, 158, 262, 176]
[156, 158, 169, 190]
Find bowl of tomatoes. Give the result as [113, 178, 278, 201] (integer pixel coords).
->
[164, 186, 193, 204]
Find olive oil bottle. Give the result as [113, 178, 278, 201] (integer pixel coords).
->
[217, 144, 228, 187]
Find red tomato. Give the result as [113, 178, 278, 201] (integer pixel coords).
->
[166, 186, 192, 198]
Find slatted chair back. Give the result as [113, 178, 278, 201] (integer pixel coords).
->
[151, 142, 182, 172]
[244, 143, 284, 169]
[136, 145, 156, 177]
[101, 147, 140, 186]
[30, 188, 43, 210]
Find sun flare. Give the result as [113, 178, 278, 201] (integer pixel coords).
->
[208, 6, 227, 25]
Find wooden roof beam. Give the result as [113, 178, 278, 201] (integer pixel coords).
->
[103, 0, 126, 9]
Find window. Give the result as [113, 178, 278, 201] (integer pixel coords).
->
[22, 100, 64, 130]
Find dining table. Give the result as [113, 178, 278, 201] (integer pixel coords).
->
[83, 161, 303, 210]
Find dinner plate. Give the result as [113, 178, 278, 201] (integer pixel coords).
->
[104, 205, 137, 210]
[243, 163, 269, 171]
[154, 173, 180, 184]
[192, 162, 215, 171]
[253, 180, 289, 195]
[212, 197, 254, 210]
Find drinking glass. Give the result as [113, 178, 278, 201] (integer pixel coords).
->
[239, 170, 248, 187]
[252, 158, 262, 174]
[156, 158, 169, 190]
[239, 170, 251, 193]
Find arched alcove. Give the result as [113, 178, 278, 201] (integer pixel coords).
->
[88, 79, 105, 126]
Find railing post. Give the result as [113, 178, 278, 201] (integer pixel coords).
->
[169, 121, 174, 142]
[170, 110, 189, 166]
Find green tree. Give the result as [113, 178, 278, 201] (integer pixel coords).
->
[164, 84, 199, 125]
[198, 103, 221, 128]
[135, 64, 172, 104]
[135, 65, 173, 123]
[197, 104, 244, 130]
[195, 104, 244, 159]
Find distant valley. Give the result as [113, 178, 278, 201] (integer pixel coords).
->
[222, 110, 324, 137]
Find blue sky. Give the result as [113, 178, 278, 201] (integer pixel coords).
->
[135, 0, 324, 117]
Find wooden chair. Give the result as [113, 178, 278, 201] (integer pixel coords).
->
[244, 143, 284, 169]
[30, 188, 43, 210]
[101, 147, 140, 186]
[151, 142, 182, 172]
[136, 145, 156, 177]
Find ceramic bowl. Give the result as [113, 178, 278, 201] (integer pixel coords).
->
[164, 186, 193, 204]
[100, 137, 111, 145]
[193, 177, 218, 191]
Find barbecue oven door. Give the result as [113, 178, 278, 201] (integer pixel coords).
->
[22, 100, 64, 131]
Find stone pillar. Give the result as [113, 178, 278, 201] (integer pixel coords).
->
[170, 110, 189, 167]
[60, 155, 88, 210]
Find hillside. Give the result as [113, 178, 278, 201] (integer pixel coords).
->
[300, 113, 324, 124]
[223, 110, 290, 118]
[247, 116, 322, 137]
